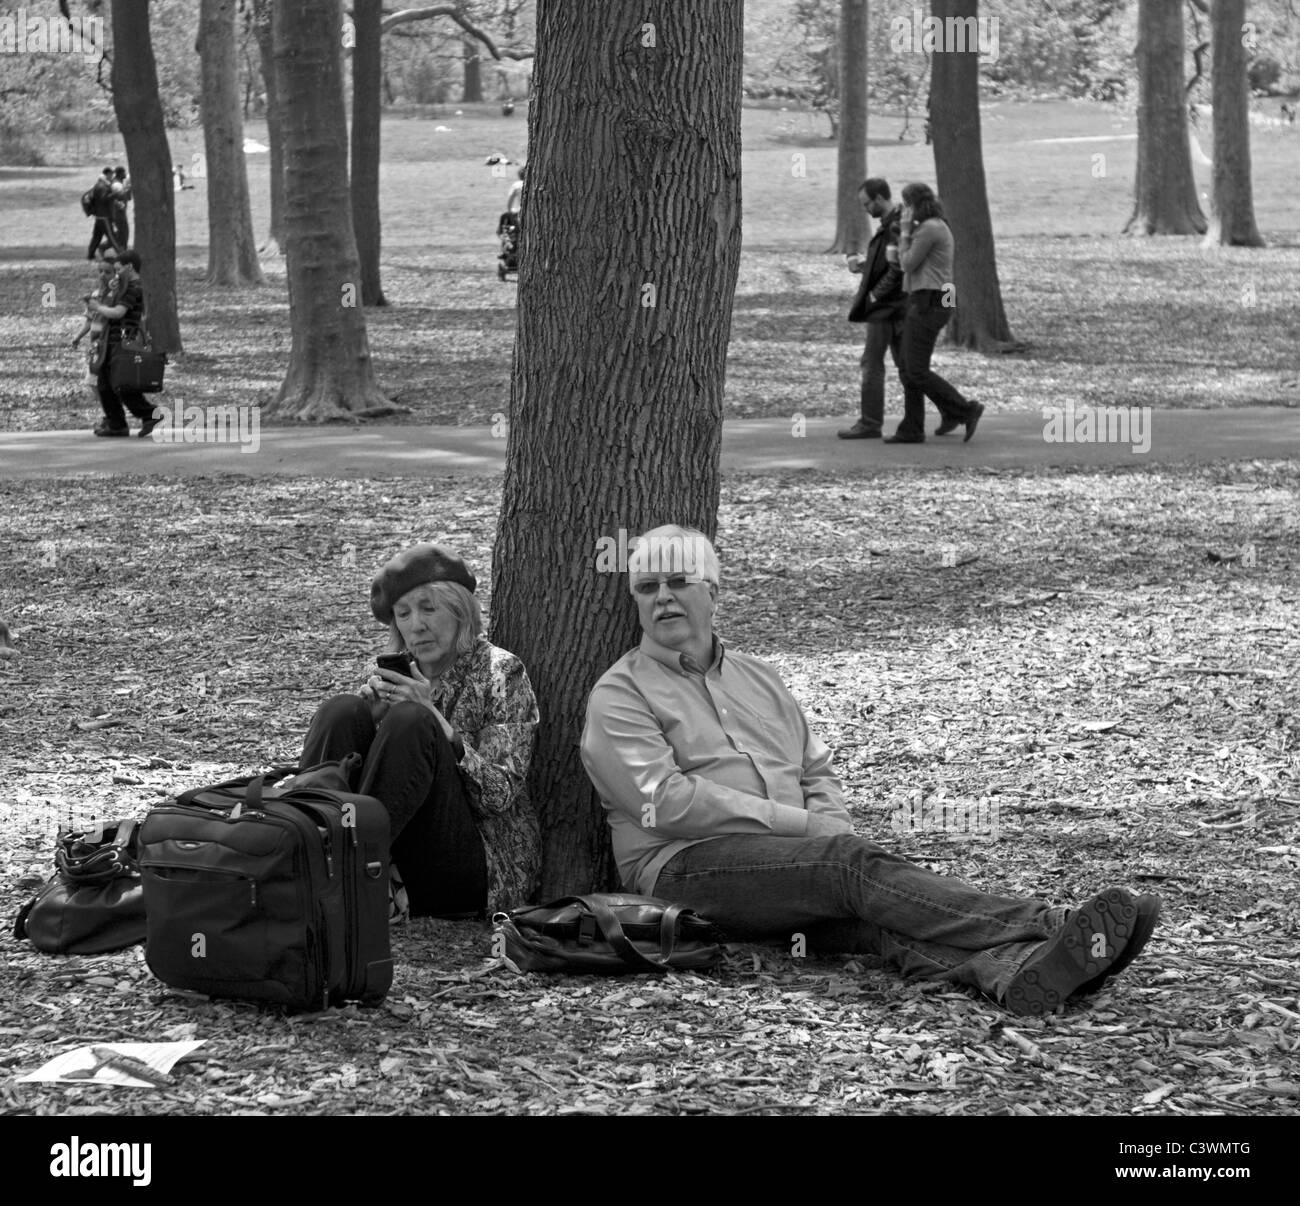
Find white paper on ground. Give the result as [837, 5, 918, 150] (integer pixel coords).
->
[19, 1039, 206, 1088]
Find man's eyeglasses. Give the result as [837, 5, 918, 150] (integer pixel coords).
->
[631, 574, 708, 596]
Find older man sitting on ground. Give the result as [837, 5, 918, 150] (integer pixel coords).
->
[580, 524, 1160, 1016]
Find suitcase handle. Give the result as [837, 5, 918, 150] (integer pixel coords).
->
[175, 766, 298, 812]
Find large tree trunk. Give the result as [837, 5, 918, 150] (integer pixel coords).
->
[198, 0, 264, 285]
[109, 0, 181, 353]
[265, 0, 395, 420]
[1125, 0, 1207, 235]
[491, 0, 743, 898]
[929, 0, 1018, 351]
[252, 0, 284, 253]
[462, 35, 484, 102]
[828, 0, 868, 254]
[352, 0, 388, 305]
[1207, 0, 1263, 247]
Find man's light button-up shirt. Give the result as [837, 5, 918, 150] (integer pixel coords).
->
[580, 633, 852, 895]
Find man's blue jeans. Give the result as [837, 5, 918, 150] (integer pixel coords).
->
[654, 833, 1067, 1002]
[859, 316, 904, 433]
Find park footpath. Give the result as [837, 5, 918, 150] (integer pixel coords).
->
[0, 409, 1297, 478]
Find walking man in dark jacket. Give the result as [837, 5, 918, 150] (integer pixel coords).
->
[85, 167, 119, 260]
[839, 178, 907, 440]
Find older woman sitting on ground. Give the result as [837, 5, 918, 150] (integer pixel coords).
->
[301, 544, 540, 919]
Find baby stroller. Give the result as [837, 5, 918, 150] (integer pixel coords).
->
[496, 211, 520, 281]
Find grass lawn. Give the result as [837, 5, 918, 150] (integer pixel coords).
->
[0, 101, 1297, 433]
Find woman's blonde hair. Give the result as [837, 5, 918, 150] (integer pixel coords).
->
[386, 581, 482, 658]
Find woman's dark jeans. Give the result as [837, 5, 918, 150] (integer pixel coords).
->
[302, 696, 487, 918]
[898, 289, 975, 438]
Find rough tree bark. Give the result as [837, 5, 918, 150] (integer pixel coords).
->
[264, 0, 394, 420]
[490, 1, 743, 898]
[1124, 0, 1207, 235]
[929, 0, 1019, 351]
[198, 0, 264, 285]
[351, 0, 387, 305]
[1207, 0, 1264, 247]
[252, 0, 284, 253]
[828, 0, 869, 254]
[109, 0, 181, 352]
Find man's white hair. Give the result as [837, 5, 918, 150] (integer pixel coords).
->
[627, 524, 720, 591]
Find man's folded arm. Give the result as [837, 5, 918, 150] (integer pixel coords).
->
[794, 705, 854, 830]
[581, 684, 818, 840]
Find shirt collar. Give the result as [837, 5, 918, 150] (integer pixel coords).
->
[638, 633, 724, 677]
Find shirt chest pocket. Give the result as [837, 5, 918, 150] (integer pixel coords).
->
[718, 694, 790, 758]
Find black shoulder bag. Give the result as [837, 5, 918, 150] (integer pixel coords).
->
[14, 820, 147, 955]
[492, 893, 727, 974]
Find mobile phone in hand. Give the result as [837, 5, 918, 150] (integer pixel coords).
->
[376, 652, 414, 678]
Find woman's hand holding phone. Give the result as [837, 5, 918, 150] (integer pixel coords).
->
[366, 657, 456, 743]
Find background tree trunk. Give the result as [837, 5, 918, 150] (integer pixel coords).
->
[109, 0, 181, 353]
[198, 0, 265, 285]
[252, 0, 284, 253]
[1125, 0, 1207, 235]
[929, 0, 1019, 351]
[265, 0, 395, 420]
[352, 0, 388, 305]
[491, 0, 743, 898]
[462, 35, 484, 102]
[828, 0, 868, 254]
[1208, 0, 1264, 247]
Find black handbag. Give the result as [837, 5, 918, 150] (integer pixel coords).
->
[492, 893, 727, 974]
[108, 322, 166, 394]
[14, 819, 147, 955]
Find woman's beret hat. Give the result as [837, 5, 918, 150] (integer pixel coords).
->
[370, 544, 476, 623]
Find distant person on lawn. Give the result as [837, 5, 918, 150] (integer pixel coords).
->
[88, 250, 158, 439]
[839, 177, 907, 441]
[886, 182, 984, 444]
[85, 167, 119, 260]
[506, 164, 525, 214]
[109, 166, 132, 249]
[581, 525, 1161, 1016]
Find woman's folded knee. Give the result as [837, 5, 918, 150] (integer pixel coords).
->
[314, 693, 371, 726]
[379, 699, 437, 738]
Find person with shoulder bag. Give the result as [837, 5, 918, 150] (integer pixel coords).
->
[87, 250, 160, 439]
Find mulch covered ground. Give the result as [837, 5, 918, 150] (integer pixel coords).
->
[1, 462, 1298, 1116]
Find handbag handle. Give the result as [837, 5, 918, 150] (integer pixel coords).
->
[56, 818, 140, 883]
[577, 894, 686, 972]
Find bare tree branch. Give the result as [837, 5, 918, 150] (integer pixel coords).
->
[379, 5, 533, 59]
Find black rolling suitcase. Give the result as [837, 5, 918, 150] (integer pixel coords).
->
[139, 756, 393, 1011]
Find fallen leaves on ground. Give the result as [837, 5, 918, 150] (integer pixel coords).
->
[1, 462, 1297, 1115]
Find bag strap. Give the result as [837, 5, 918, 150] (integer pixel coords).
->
[578, 895, 682, 972]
